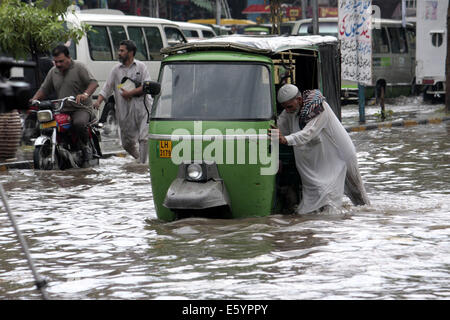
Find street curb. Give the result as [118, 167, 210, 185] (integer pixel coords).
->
[0, 150, 127, 171]
[345, 116, 450, 132]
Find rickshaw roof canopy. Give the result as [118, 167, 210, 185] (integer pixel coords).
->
[161, 35, 338, 56]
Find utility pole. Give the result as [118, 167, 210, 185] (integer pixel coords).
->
[301, 0, 307, 19]
[216, 0, 221, 25]
[149, 0, 159, 17]
[312, 0, 319, 35]
[446, 0, 450, 112]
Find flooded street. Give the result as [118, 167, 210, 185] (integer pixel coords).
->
[0, 100, 449, 300]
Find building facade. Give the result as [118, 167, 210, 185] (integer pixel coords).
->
[53, 1, 347, 22]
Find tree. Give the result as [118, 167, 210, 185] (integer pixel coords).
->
[0, 0, 90, 86]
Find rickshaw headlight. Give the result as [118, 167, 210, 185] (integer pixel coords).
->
[186, 163, 203, 181]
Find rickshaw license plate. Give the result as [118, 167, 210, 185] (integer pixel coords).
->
[159, 140, 172, 158]
[41, 120, 56, 129]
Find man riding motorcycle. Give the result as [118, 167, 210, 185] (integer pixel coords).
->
[30, 44, 98, 167]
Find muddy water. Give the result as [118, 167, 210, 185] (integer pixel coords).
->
[0, 103, 449, 300]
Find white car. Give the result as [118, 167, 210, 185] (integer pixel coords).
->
[173, 21, 217, 41]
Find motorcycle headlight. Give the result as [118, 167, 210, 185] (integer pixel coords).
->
[186, 163, 203, 181]
[37, 110, 53, 123]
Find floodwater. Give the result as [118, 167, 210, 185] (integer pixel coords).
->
[0, 99, 449, 300]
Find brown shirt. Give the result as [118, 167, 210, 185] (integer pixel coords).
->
[40, 60, 98, 116]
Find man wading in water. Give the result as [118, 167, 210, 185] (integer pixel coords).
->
[270, 84, 370, 214]
[94, 40, 152, 163]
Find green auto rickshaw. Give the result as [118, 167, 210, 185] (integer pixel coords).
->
[148, 35, 341, 221]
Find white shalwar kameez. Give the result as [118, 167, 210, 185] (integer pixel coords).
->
[99, 59, 153, 163]
[278, 101, 370, 214]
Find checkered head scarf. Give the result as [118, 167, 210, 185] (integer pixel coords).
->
[298, 89, 326, 130]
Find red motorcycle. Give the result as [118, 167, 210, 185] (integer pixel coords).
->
[32, 96, 102, 170]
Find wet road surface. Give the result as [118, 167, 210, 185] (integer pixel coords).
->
[0, 99, 448, 299]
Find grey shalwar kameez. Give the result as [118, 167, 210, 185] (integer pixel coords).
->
[99, 59, 152, 163]
[39, 60, 97, 150]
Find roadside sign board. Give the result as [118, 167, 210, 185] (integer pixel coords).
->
[338, 0, 373, 85]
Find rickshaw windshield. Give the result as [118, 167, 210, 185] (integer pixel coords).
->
[152, 63, 273, 120]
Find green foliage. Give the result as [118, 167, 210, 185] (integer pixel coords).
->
[0, 0, 90, 59]
[47, 0, 73, 16]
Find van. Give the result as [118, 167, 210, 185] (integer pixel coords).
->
[65, 10, 187, 90]
[173, 21, 217, 41]
[209, 24, 232, 36]
[291, 17, 416, 101]
[415, 0, 448, 101]
[244, 22, 296, 36]
[188, 18, 257, 34]
[280, 21, 297, 35]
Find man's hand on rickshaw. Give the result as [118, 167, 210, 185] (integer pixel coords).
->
[269, 124, 287, 145]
